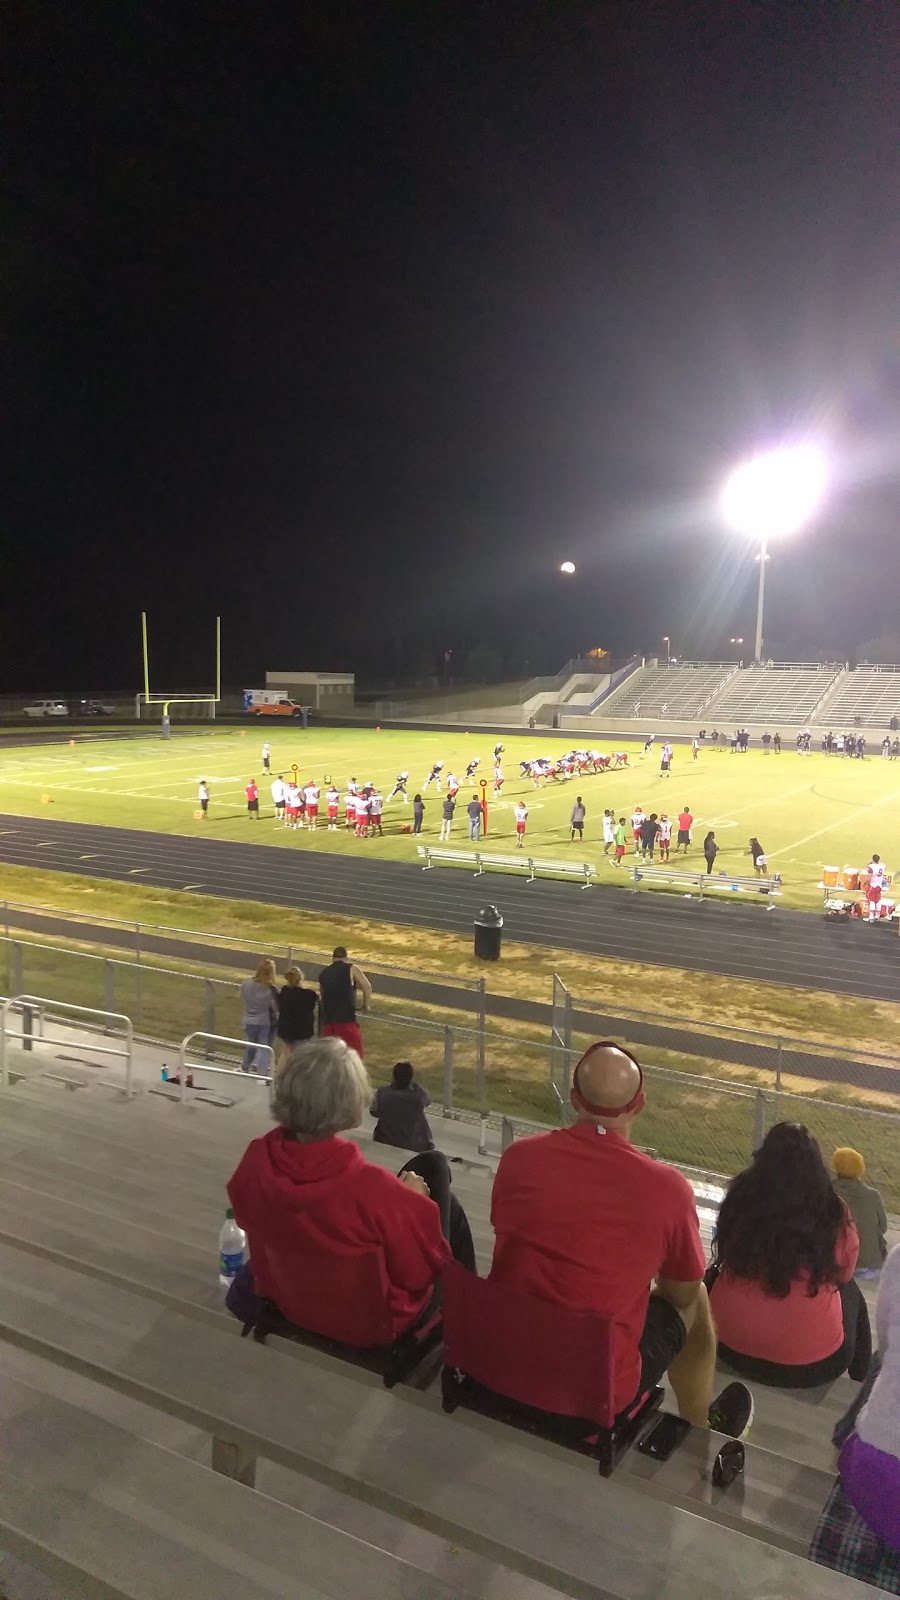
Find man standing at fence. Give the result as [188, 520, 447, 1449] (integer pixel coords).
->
[467, 793, 482, 842]
[675, 804, 693, 854]
[318, 947, 372, 1057]
[440, 792, 455, 841]
[571, 797, 586, 843]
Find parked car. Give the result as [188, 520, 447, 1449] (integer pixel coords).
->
[75, 699, 114, 716]
[23, 699, 69, 718]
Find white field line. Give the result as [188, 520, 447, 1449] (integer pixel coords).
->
[769, 785, 900, 859]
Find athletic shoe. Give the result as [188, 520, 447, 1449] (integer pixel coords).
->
[708, 1381, 754, 1440]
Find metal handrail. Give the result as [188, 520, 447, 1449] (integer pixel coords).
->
[177, 1031, 274, 1103]
[0, 993, 134, 1095]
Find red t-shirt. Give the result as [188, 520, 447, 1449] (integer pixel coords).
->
[490, 1123, 706, 1413]
[709, 1218, 859, 1366]
[678, 811, 692, 831]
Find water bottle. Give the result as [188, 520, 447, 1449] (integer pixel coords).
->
[218, 1207, 246, 1289]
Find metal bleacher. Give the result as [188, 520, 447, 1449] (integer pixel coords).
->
[601, 663, 736, 720]
[706, 664, 840, 726]
[821, 665, 900, 729]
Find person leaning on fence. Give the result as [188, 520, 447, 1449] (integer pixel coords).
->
[489, 1041, 753, 1438]
[239, 959, 279, 1073]
[275, 966, 317, 1066]
[810, 1244, 900, 1591]
[706, 1123, 872, 1389]
[371, 1061, 435, 1153]
[318, 947, 372, 1058]
[227, 1038, 476, 1348]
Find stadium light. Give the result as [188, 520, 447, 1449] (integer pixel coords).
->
[720, 445, 827, 661]
[662, 635, 671, 663]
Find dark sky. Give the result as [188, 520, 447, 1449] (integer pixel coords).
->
[4, 1, 899, 690]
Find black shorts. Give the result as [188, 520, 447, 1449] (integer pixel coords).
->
[275, 801, 285, 813]
[248, 800, 259, 812]
[631, 1295, 686, 1407]
[200, 799, 209, 811]
[677, 829, 689, 844]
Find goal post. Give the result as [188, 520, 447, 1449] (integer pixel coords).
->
[139, 612, 222, 736]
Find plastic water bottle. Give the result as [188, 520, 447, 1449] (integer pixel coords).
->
[218, 1207, 246, 1289]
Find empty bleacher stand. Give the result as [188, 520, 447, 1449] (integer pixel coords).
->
[820, 665, 900, 729]
[706, 664, 840, 726]
[601, 662, 737, 721]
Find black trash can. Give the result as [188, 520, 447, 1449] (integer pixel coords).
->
[474, 904, 503, 961]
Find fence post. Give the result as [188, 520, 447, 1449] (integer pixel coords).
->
[563, 989, 573, 1054]
[775, 1039, 783, 1092]
[12, 942, 23, 999]
[753, 1089, 767, 1152]
[104, 959, 115, 1015]
[476, 978, 486, 1103]
[501, 1116, 514, 1152]
[22, 1003, 34, 1053]
[442, 1026, 454, 1111]
[205, 981, 216, 1058]
[134, 961, 143, 1027]
[135, 922, 141, 965]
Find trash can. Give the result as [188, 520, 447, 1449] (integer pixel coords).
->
[474, 904, 503, 961]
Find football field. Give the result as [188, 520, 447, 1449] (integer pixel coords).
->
[0, 726, 897, 912]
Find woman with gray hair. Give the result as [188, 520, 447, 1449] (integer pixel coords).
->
[228, 1037, 475, 1348]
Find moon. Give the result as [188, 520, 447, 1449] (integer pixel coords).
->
[560, 560, 576, 574]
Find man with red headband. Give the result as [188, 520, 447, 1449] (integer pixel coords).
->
[490, 1041, 752, 1436]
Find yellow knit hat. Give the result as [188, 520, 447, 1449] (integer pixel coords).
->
[833, 1147, 865, 1179]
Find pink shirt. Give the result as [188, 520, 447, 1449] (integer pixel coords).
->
[710, 1218, 859, 1365]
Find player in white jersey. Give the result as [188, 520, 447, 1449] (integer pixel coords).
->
[602, 808, 615, 854]
[347, 777, 359, 797]
[446, 770, 459, 799]
[658, 814, 672, 861]
[304, 782, 319, 829]
[354, 793, 370, 837]
[514, 800, 528, 849]
[343, 789, 355, 828]
[326, 785, 340, 830]
[261, 741, 271, 774]
[285, 781, 301, 828]
[369, 790, 384, 835]
[270, 775, 286, 822]
[423, 761, 444, 792]
[866, 855, 887, 921]
[631, 806, 645, 854]
[493, 765, 504, 796]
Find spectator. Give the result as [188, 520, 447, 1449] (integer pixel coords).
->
[412, 793, 425, 835]
[439, 793, 455, 841]
[773, 731, 781, 754]
[467, 793, 482, 841]
[490, 1041, 753, 1435]
[640, 812, 660, 860]
[318, 946, 372, 1057]
[707, 1123, 872, 1388]
[240, 959, 279, 1073]
[703, 830, 718, 874]
[228, 1039, 476, 1349]
[675, 804, 693, 855]
[570, 796, 586, 842]
[833, 1148, 888, 1275]
[276, 966, 317, 1066]
[810, 1246, 900, 1588]
[748, 837, 767, 876]
[371, 1061, 435, 1153]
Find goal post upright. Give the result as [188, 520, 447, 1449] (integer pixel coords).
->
[137, 612, 222, 737]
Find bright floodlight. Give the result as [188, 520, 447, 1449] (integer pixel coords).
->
[560, 560, 576, 574]
[721, 445, 827, 539]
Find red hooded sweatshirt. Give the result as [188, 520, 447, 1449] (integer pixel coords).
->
[228, 1129, 450, 1344]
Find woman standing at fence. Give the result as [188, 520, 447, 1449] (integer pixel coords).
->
[703, 831, 718, 874]
[240, 959, 279, 1074]
[706, 1122, 871, 1389]
[276, 967, 317, 1067]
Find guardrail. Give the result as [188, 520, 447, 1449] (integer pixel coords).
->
[0, 994, 134, 1096]
[177, 1031, 274, 1103]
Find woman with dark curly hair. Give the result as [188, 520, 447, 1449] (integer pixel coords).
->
[707, 1122, 872, 1388]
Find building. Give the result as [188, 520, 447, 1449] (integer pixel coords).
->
[264, 671, 355, 713]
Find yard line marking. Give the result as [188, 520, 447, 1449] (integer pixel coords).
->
[770, 784, 900, 859]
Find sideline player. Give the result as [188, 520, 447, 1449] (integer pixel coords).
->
[387, 771, 409, 803]
[344, 786, 356, 828]
[866, 854, 887, 922]
[285, 778, 301, 829]
[271, 773, 286, 823]
[245, 778, 260, 821]
[658, 813, 672, 861]
[197, 779, 210, 821]
[369, 787, 384, 836]
[602, 807, 615, 855]
[423, 760, 444, 792]
[326, 783, 340, 831]
[514, 799, 528, 849]
[570, 796, 586, 842]
[261, 741, 271, 775]
[631, 805, 645, 856]
[675, 803, 693, 854]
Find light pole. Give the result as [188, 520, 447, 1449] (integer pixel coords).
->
[662, 635, 671, 664]
[720, 445, 827, 662]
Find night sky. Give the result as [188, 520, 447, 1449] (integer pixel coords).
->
[5, 2, 899, 691]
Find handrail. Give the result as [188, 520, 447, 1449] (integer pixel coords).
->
[0, 993, 134, 1095]
[177, 1031, 274, 1103]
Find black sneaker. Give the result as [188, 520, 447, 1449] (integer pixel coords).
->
[708, 1381, 754, 1439]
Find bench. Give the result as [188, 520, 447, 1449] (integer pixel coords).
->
[0, 1242, 857, 1598]
[418, 845, 597, 887]
[631, 864, 782, 903]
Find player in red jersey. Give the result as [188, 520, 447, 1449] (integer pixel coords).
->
[245, 779, 259, 820]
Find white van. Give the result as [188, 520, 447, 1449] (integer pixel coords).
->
[23, 699, 69, 718]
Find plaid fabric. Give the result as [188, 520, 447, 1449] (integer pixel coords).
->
[810, 1479, 900, 1593]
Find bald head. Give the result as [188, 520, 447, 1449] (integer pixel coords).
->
[572, 1043, 644, 1129]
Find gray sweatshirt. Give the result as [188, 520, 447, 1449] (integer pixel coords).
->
[240, 979, 277, 1028]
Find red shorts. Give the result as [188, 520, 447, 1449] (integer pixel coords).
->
[615, 843, 626, 857]
[306, 804, 318, 818]
[286, 805, 298, 818]
[516, 821, 526, 835]
[322, 1021, 364, 1057]
[370, 812, 382, 826]
[867, 885, 882, 904]
[328, 805, 338, 819]
[345, 808, 354, 821]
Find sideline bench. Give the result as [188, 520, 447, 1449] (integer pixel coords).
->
[631, 864, 782, 903]
[418, 845, 596, 887]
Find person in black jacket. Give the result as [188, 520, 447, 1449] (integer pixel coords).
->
[276, 967, 318, 1066]
[703, 831, 719, 874]
[370, 1061, 435, 1153]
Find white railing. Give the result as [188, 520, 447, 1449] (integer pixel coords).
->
[177, 1031, 274, 1103]
[0, 994, 134, 1095]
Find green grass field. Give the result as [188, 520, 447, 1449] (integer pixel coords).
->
[0, 726, 897, 911]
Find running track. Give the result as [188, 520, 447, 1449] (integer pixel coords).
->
[0, 813, 897, 1004]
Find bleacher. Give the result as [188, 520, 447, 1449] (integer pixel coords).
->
[601, 662, 736, 720]
[821, 665, 900, 729]
[706, 664, 840, 726]
[0, 1036, 887, 1600]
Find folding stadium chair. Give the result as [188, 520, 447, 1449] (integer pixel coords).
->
[233, 1236, 442, 1389]
[440, 1261, 662, 1476]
